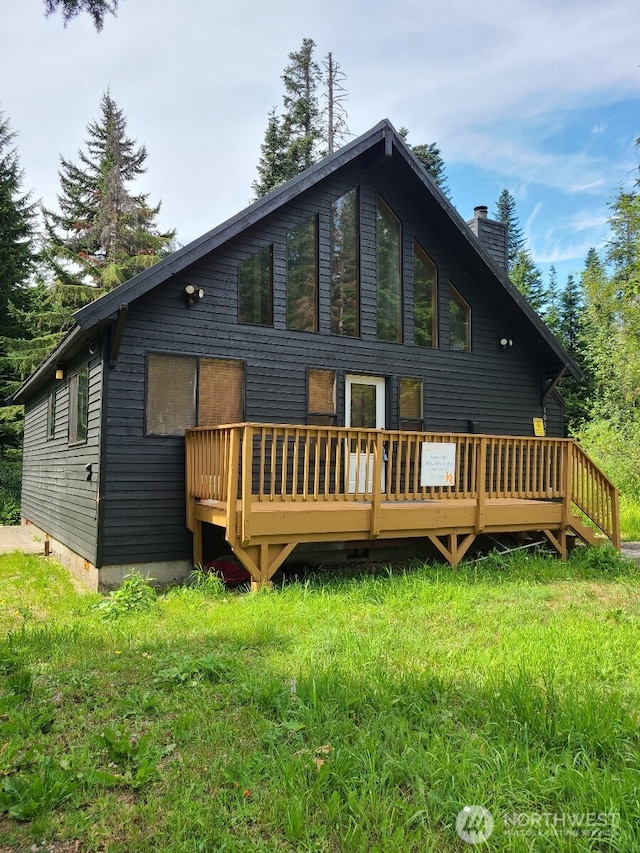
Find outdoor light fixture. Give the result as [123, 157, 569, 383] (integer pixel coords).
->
[184, 284, 205, 306]
[499, 338, 513, 349]
[54, 364, 66, 380]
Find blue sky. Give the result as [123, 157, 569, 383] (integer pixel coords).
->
[2, 0, 638, 292]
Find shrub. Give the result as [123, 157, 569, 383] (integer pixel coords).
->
[94, 571, 156, 620]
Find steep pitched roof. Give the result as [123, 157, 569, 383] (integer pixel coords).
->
[10, 119, 580, 404]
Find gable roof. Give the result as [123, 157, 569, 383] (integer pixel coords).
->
[9, 119, 581, 404]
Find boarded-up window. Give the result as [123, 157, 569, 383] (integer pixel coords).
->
[198, 359, 244, 426]
[414, 242, 437, 348]
[449, 284, 471, 351]
[146, 354, 196, 435]
[399, 377, 423, 431]
[307, 369, 337, 425]
[68, 365, 88, 445]
[238, 245, 273, 326]
[287, 216, 318, 332]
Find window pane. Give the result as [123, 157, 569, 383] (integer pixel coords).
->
[331, 188, 359, 337]
[198, 359, 244, 426]
[308, 369, 336, 424]
[68, 366, 88, 444]
[350, 383, 377, 429]
[449, 285, 471, 351]
[399, 377, 423, 431]
[414, 242, 437, 347]
[239, 245, 273, 326]
[376, 196, 402, 342]
[146, 354, 196, 435]
[47, 389, 56, 440]
[287, 217, 317, 332]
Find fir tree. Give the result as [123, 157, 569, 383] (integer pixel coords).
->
[495, 189, 525, 271]
[42, 91, 175, 319]
[510, 247, 545, 312]
[281, 38, 323, 174]
[543, 264, 561, 336]
[0, 113, 37, 522]
[252, 108, 292, 198]
[398, 128, 449, 193]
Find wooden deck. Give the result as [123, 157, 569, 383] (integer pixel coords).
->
[186, 424, 620, 589]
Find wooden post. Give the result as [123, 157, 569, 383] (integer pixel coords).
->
[562, 440, 573, 532]
[370, 432, 383, 538]
[475, 437, 487, 533]
[225, 427, 239, 545]
[193, 518, 203, 568]
[611, 487, 621, 552]
[241, 424, 253, 547]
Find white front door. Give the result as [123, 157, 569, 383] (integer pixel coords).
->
[345, 375, 385, 493]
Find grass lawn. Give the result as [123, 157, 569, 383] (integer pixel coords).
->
[1, 548, 639, 851]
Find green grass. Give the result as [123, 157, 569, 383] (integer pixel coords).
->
[1, 549, 640, 851]
[620, 493, 640, 541]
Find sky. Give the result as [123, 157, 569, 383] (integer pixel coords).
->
[2, 0, 639, 289]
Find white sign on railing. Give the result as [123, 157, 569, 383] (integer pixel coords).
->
[420, 442, 457, 487]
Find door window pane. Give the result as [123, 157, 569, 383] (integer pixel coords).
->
[287, 216, 317, 332]
[239, 245, 273, 326]
[414, 242, 437, 347]
[350, 383, 377, 428]
[330, 188, 359, 337]
[376, 196, 402, 342]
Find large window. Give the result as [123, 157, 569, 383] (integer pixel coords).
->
[376, 196, 402, 342]
[238, 245, 273, 326]
[287, 216, 318, 332]
[413, 242, 437, 347]
[68, 366, 88, 445]
[330, 188, 359, 337]
[449, 285, 471, 351]
[146, 354, 244, 436]
[307, 369, 337, 425]
[399, 377, 423, 431]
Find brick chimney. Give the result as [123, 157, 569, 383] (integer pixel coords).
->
[467, 205, 508, 272]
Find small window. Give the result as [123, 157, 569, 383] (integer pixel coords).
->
[449, 285, 471, 352]
[146, 354, 196, 436]
[287, 216, 318, 332]
[198, 359, 244, 426]
[376, 196, 402, 342]
[399, 377, 423, 431]
[239, 245, 273, 326]
[330, 188, 359, 337]
[414, 242, 437, 347]
[47, 389, 56, 440]
[68, 365, 88, 445]
[307, 369, 337, 425]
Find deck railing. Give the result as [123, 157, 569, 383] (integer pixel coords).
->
[185, 424, 620, 548]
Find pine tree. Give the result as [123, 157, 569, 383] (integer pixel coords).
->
[398, 128, 449, 193]
[0, 113, 37, 522]
[495, 189, 525, 271]
[252, 108, 292, 198]
[41, 91, 175, 324]
[543, 264, 561, 336]
[45, 0, 119, 30]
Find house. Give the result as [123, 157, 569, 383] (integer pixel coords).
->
[10, 120, 618, 591]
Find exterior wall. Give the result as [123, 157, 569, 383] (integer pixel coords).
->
[21, 352, 102, 565]
[98, 162, 560, 568]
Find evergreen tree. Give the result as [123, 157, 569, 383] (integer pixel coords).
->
[252, 108, 292, 198]
[543, 264, 561, 336]
[0, 113, 37, 522]
[510, 247, 545, 312]
[495, 189, 525, 271]
[281, 38, 323, 174]
[45, 0, 119, 30]
[41, 91, 175, 335]
[398, 128, 449, 193]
